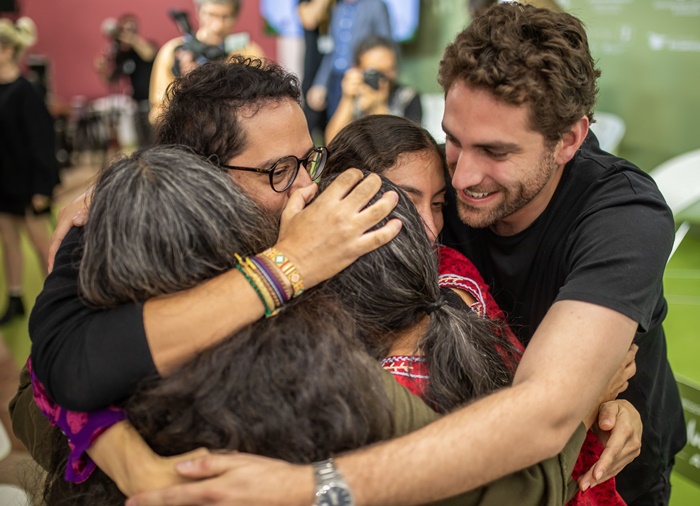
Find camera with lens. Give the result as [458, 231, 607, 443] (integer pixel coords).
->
[362, 69, 387, 90]
[169, 9, 228, 76]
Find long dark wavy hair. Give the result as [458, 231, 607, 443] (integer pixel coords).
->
[43, 146, 394, 505]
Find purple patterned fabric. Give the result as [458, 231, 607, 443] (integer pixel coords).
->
[27, 358, 127, 483]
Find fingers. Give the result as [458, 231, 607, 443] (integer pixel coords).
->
[597, 400, 619, 432]
[48, 192, 91, 272]
[282, 184, 318, 219]
[313, 168, 364, 202]
[175, 453, 238, 479]
[577, 468, 595, 491]
[353, 217, 403, 253]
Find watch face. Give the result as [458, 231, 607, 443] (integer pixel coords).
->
[317, 485, 353, 506]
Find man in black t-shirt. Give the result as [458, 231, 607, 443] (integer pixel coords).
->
[438, 5, 684, 505]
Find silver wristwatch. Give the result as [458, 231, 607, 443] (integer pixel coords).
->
[312, 458, 355, 506]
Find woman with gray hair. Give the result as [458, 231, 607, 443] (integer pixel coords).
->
[37, 145, 397, 504]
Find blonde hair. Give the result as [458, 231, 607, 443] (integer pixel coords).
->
[0, 17, 37, 60]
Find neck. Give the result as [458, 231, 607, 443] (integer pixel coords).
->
[0, 61, 20, 83]
[386, 316, 430, 357]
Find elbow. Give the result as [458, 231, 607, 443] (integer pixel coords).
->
[49, 382, 104, 412]
[538, 408, 586, 459]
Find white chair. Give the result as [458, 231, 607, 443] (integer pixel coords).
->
[420, 93, 446, 144]
[649, 148, 700, 260]
[590, 111, 626, 154]
[0, 423, 32, 505]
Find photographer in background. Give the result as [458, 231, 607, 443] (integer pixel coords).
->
[325, 36, 421, 143]
[149, 0, 264, 124]
[95, 14, 156, 148]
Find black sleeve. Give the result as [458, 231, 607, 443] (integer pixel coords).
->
[29, 227, 158, 411]
[403, 93, 423, 125]
[556, 173, 674, 332]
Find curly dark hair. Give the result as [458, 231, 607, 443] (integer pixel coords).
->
[439, 3, 600, 141]
[154, 56, 301, 165]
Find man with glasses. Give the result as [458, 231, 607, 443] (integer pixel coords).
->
[11, 57, 408, 479]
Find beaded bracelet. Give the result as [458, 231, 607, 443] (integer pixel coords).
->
[235, 255, 273, 316]
[236, 252, 298, 317]
[259, 247, 305, 297]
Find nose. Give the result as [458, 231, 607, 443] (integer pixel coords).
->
[289, 164, 314, 192]
[424, 216, 439, 244]
[417, 204, 440, 244]
[450, 151, 485, 192]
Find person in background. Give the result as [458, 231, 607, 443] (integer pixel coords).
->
[95, 13, 157, 148]
[0, 17, 59, 326]
[305, 0, 391, 119]
[149, 0, 264, 124]
[297, 0, 334, 141]
[324, 36, 421, 143]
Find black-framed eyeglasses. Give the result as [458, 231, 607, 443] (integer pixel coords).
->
[221, 146, 329, 193]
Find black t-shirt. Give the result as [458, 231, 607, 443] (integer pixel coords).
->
[442, 132, 686, 502]
[29, 227, 156, 410]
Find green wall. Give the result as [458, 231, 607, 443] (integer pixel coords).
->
[400, 0, 700, 172]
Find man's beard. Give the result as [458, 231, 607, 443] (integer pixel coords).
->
[453, 147, 558, 230]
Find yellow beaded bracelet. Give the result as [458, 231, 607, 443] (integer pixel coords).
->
[259, 247, 305, 298]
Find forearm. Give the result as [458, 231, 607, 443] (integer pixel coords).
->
[144, 268, 264, 375]
[88, 421, 158, 496]
[148, 45, 175, 124]
[325, 96, 355, 143]
[130, 37, 156, 62]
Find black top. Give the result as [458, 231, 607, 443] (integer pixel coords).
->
[0, 76, 59, 199]
[110, 46, 153, 101]
[30, 227, 156, 410]
[442, 132, 686, 502]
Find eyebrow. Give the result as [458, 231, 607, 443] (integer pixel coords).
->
[249, 146, 315, 170]
[442, 125, 521, 153]
[397, 183, 447, 198]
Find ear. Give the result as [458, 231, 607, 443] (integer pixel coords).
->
[555, 116, 589, 166]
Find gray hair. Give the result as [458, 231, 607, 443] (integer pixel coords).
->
[320, 173, 518, 411]
[79, 146, 276, 307]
